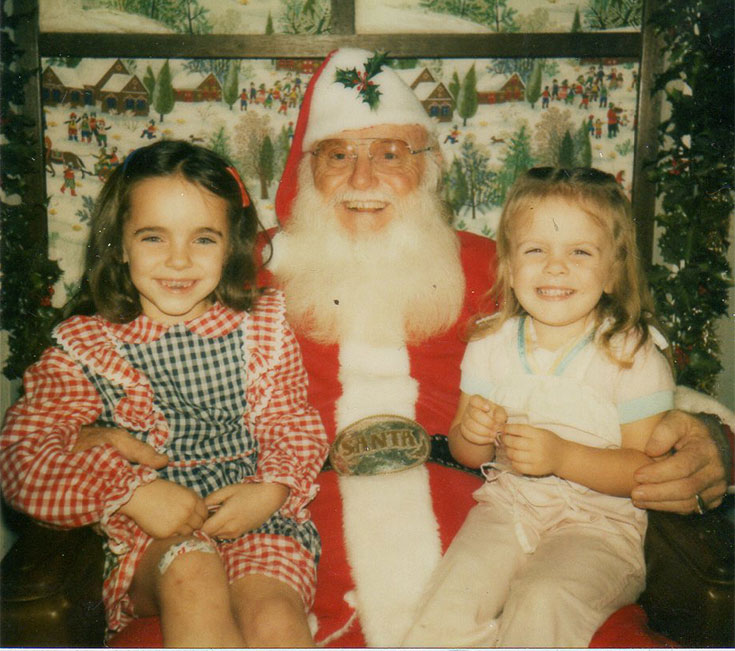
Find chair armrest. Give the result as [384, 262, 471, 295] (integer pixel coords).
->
[640, 496, 734, 648]
[0, 508, 106, 647]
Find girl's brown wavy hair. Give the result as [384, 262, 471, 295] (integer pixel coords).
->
[66, 140, 268, 323]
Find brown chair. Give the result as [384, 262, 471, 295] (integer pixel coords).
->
[0, 505, 105, 647]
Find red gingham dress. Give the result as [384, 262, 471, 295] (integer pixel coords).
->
[0, 291, 328, 634]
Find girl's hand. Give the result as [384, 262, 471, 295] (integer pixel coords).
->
[459, 395, 507, 446]
[118, 479, 208, 539]
[503, 424, 566, 477]
[201, 482, 289, 540]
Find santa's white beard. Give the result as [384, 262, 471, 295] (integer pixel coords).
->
[276, 161, 465, 347]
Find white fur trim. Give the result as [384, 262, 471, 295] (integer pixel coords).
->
[674, 385, 735, 431]
[339, 468, 442, 646]
[337, 341, 418, 426]
[335, 341, 443, 646]
[302, 48, 435, 151]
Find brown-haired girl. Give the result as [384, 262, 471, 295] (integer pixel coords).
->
[403, 167, 675, 647]
[0, 140, 328, 647]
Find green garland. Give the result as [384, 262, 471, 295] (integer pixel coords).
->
[1, 4, 63, 381]
[647, 0, 734, 393]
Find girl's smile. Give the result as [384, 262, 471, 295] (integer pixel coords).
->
[157, 279, 199, 291]
[122, 175, 230, 325]
[535, 286, 576, 298]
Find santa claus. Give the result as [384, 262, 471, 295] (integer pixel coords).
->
[264, 48, 498, 646]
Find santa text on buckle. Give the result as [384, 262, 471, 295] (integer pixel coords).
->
[329, 414, 431, 476]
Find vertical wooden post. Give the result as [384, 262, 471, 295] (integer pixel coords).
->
[632, 0, 664, 267]
[331, 0, 356, 35]
[14, 0, 48, 247]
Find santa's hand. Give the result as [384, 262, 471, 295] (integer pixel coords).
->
[632, 410, 728, 514]
[74, 425, 169, 469]
[202, 482, 289, 540]
[504, 423, 563, 477]
[460, 395, 507, 446]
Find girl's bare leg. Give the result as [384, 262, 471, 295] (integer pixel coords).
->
[231, 573, 315, 647]
[128, 536, 245, 647]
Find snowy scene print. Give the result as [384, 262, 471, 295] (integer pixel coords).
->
[40, 0, 331, 34]
[356, 0, 642, 34]
[42, 55, 638, 305]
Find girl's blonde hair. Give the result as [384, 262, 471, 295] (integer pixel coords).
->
[475, 166, 662, 367]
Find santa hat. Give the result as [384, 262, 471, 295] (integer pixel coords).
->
[275, 48, 435, 225]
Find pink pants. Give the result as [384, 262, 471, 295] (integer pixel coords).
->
[402, 483, 645, 647]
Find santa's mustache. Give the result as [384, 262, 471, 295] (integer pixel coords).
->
[327, 189, 396, 207]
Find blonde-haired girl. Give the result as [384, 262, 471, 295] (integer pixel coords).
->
[403, 167, 675, 647]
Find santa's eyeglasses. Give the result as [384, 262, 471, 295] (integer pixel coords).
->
[310, 138, 433, 172]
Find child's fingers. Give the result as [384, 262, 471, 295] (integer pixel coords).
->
[204, 485, 235, 507]
[468, 396, 508, 428]
[179, 499, 208, 534]
[491, 404, 508, 425]
[462, 414, 495, 441]
[200, 502, 236, 536]
[467, 394, 493, 412]
[469, 412, 505, 441]
[174, 523, 195, 537]
[502, 425, 532, 449]
[194, 499, 209, 524]
[467, 404, 499, 429]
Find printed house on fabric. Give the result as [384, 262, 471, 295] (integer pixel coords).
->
[411, 69, 454, 122]
[42, 59, 149, 115]
[478, 73, 526, 104]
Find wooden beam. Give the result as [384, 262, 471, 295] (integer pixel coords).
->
[39, 32, 642, 60]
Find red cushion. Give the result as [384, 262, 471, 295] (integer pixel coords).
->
[589, 604, 678, 648]
[108, 617, 162, 648]
[108, 601, 678, 647]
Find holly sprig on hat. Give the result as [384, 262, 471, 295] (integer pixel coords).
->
[334, 51, 389, 110]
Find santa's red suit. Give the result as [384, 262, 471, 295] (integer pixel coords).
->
[257, 48, 495, 644]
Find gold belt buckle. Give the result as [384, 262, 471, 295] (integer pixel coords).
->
[329, 414, 431, 476]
